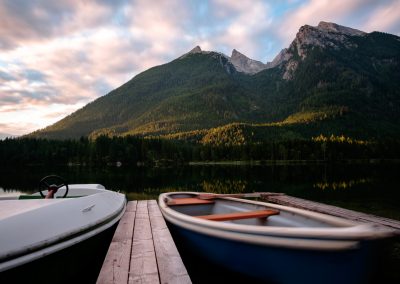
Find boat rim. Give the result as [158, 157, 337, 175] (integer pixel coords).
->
[159, 192, 393, 249]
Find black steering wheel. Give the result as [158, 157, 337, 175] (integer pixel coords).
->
[39, 175, 69, 199]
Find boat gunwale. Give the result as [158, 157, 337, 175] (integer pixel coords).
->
[159, 192, 394, 244]
[162, 208, 361, 251]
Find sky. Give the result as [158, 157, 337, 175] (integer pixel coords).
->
[0, 0, 399, 136]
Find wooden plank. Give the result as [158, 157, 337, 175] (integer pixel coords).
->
[196, 209, 279, 221]
[126, 201, 138, 212]
[167, 197, 214, 206]
[261, 194, 400, 235]
[99, 200, 192, 284]
[97, 201, 137, 284]
[148, 200, 191, 284]
[129, 201, 160, 284]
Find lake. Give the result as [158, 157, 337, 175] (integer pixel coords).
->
[1, 163, 399, 282]
[1, 163, 399, 221]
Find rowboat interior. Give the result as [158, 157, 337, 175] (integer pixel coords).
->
[165, 193, 356, 229]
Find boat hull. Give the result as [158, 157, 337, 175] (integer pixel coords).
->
[168, 221, 388, 284]
[159, 192, 393, 284]
[0, 222, 118, 284]
[0, 183, 127, 283]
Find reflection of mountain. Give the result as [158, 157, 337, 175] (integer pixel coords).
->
[313, 178, 372, 190]
[30, 22, 400, 142]
[0, 187, 23, 195]
[201, 180, 248, 194]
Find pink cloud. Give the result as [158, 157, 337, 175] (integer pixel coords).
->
[126, 0, 194, 59]
[363, 1, 400, 34]
[210, 0, 272, 59]
[0, 0, 119, 49]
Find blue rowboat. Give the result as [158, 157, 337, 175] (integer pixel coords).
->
[159, 192, 394, 284]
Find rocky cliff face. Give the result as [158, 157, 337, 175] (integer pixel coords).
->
[271, 21, 367, 80]
[181, 46, 267, 75]
[184, 22, 368, 79]
[230, 49, 267, 74]
[293, 21, 365, 58]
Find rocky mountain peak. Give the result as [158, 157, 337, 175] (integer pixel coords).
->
[293, 22, 366, 58]
[270, 22, 368, 80]
[189, 45, 202, 54]
[230, 49, 267, 74]
[179, 22, 367, 78]
[317, 21, 366, 36]
[231, 49, 244, 58]
[266, 48, 291, 69]
[179, 45, 204, 59]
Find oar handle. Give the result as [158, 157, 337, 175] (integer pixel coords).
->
[197, 193, 262, 200]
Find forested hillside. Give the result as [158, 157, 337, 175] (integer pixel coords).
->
[30, 22, 400, 143]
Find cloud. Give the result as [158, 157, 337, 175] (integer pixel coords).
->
[0, 0, 74, 49]
[0, 0, 399, 136]
[363, 1, 400, 34]
[0, 70, 16, 81]
[0, 102, 85, 135]
[23, 69, 47, 82]
[278, 0, 364, 45]
[207, 0, 273, 60]
[126, 0, 194, 61]
[278, 0, 400, 46]
[0, 0, 124, 50]
[0, 94, 22, 105]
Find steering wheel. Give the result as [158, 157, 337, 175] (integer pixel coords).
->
[39, 175, 69, 199]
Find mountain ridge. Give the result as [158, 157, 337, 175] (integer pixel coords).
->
[30, 22, 400, 142]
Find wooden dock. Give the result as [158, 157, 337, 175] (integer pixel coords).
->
[97, 200, 191, 284]
[260, 193, 400, 235]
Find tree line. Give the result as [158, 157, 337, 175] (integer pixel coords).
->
[0, 135, 399, 166]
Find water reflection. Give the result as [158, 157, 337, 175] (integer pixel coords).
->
[201, 180, 248, 194]
[313, 178, 372, 190]
[0, 187, 23, 196]
[0, 164, 399, 220]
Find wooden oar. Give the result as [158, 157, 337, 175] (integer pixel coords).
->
[197, 192, 263, 200]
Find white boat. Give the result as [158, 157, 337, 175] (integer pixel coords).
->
[0, 176, 126, 283]
[159, 192, 394, 284]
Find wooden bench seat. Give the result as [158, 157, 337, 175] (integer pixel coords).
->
[196, 209, 279, 221]
[167, 197, 215, 206]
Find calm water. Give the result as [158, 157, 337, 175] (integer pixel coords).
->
[1, 164, 399, 282]
[1, 164, 399, 220]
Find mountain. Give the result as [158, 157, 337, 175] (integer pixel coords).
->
[230, 49, 267, 74]
[31, 22, 400, 142]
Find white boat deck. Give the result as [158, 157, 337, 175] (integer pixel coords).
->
[0, 185, 126, 273]
[0, 199, 64, 220]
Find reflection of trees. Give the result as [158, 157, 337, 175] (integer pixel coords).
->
[313, 178, 372, 190]
[201, 180, 248, 194]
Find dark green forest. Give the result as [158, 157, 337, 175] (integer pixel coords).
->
[1, 136, 400, 167]
[7, 30, 400, 166]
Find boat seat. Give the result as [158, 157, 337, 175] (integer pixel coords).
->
[167, 197, 215, 206]
[196, 209, 279, 221]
